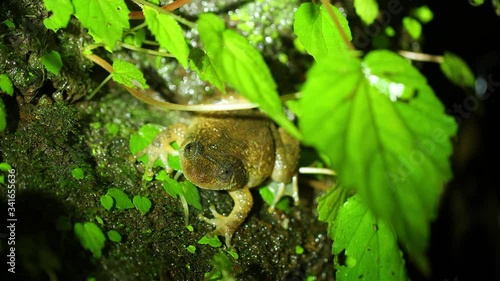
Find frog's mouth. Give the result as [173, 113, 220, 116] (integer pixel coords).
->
[180, 141, 247, 190]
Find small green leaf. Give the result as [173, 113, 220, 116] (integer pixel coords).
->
[100, 194, 114, 211]
[105, 122, 120, 136]
[402, 17, 422, 40]
[43, 0, 74, 32]
[74, 222, 106, 258]
[90, 122, 101, 129]
[182, 180, 202, 210]
[469, 0, 484, 6]
[42, 51, 63, 75]
[0, 74, 14, 96]
[295, 245, 304, 255]
[385, 26, 396, 37]
[186, 225, 194, 232]
[354, 0, 379, 25]
[133, 195, 152, 215]
[0, 100, 6, 132]
[2, 20, 15, 29]
[129, 124, 159, 146]
[198, 235, 222, 248]
[71, 167, 84, 179]
[73, 0, 130, 50]
[162, 176, 184, 198]
[0, 163, 12, 171]
[440, 52, 475, 89]
[129, 124, 164, 163]
[332, 195, 409, 281]
[112, 60, 149, 89]
[107, 230, 122, 242]
[144, 6, 189, 68]
[411, 5, 434, 24]
[293, 3, 353, 60]
[226, 249, 239, 260]
[207, 253, 235, 281]
[95, 215, 104, 225]
[186, 245, 196, 254]
[106, 188, 134, 210]
[167, 154, 181, 171]
[259, 186, 290, 213]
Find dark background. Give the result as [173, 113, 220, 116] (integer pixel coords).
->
[420, 1, 499, 281]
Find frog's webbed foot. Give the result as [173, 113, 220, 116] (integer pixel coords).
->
[199, 187, 253, 248]
[267, 174, 299, 213]
[134, 124, 186, 176]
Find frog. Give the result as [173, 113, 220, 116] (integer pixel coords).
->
[137, 109, 300, 247]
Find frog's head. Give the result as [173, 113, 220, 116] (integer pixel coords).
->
[180, 140, 247, 191]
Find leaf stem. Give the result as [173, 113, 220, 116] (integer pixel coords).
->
[128, 22, 148, 34]
[87, 74, 112, 100]
[320, 0, 354, 50]
[119, 42, 175, 58]
[397, 50, 443, 63]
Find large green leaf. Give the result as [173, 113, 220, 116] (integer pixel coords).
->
[293, 3, 352, 60]
[197, 13, 300, 139]
[332, 195, 408, 281]
[298, 50, 457, 274]
[144, 6, 189, 68]
[73, 0, 130, 50]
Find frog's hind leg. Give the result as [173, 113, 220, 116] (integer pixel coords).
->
[199, 187, 253, 248]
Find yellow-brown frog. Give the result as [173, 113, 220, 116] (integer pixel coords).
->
[138, 110, 300, 247]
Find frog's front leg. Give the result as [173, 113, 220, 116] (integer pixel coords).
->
[136, 123, 187, 176]
[200, 187, 253, 248]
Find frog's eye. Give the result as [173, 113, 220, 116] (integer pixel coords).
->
[183, 141, 203, 159]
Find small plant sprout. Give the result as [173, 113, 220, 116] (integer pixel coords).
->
[107, 230, 122, 243]
[74, 222, 106, 258]
[198, 235, 222, 248]
[71, 167, 84, 180]
[133, 195, 152, 215]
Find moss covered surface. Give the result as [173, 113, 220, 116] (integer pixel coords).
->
[0, 0, 334, 280]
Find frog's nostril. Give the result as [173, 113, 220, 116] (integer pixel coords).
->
[183, 141, 203, 159]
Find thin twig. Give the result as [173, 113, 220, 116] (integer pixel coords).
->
[397, 50, 444, 63]
[85, 53, 259, 111]
[119, 42, 175, 58]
